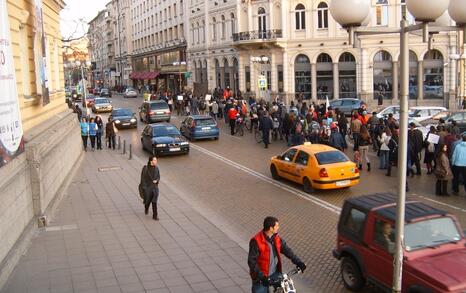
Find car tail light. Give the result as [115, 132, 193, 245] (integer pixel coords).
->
[354, 167, 359, 174]
[319, 168, 329, 178]
[166, 110, 171, 114]
[149, 110, 155, 115]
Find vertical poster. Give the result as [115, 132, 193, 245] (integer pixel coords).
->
[34, 0, 50, 105]
[0, 0, 25, 167]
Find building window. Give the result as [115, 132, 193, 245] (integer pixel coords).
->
[373, 50, 393, 100]
[338, 52, 357, 99]
[230, 13, 236, 37]
[221, 15, 226, 39]
[258, 7, 266, 38]
[424, 50, 444, 99]
[376, 0, 389, 26]
[212, 17, 217, 41]
[317, 53, 333, 99]
[401, 0, 415, 24]
[317, 2, 328, 29]
[295, 4, 306, 30]
[294, 54, 311, 99]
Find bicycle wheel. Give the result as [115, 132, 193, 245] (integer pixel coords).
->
[255, 130, 263, 143]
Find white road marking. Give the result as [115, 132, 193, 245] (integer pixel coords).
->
[190, 143, 342, 215]
[417, 195, 466, 213]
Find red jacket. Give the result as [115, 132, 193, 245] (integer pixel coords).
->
[250, 231, 282, 278]
[228, 108, 238, 120]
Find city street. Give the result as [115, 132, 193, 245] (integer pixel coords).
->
[85, 93, 466, 292]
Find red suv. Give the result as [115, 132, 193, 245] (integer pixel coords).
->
[333, 193, 466, 292]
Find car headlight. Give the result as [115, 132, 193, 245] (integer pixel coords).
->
[156, 144, 167, 147]
[130, 118, 136, 122]
[180, 142, 189, 145]
[115, 120, 120, 124]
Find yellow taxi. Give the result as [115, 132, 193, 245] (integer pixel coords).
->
[270, 143, 360, 193]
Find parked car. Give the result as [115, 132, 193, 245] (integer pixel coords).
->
[270, 143, 360, 193]
[408, 106, 447, 122]
[180, 115, 220, 141]
[100, 88, 112, 97]
[420, 110, 451, 127]
[333, 193, 466, 292]
[124, 87, 138, 98]
[141, 123, 189, 156]
[444, 110, 466, 133]
[110, 108, 137, 129]
[92, 97, 112, 113]
[376, 105, 400, 119]
[329, 98, 364, 116]
[139, 100, 171, 123]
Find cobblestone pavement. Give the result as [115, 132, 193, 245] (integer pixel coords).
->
[59, 94, 466, 292]
[1, 150, 259, 293]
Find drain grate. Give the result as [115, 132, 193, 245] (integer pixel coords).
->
[98, 166, 122, 172]
[44, 224, 78, 232]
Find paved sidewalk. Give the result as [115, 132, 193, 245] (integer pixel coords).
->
[1, 149, 251, 293]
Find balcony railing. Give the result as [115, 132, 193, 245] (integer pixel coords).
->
[232, 29, 282, 42]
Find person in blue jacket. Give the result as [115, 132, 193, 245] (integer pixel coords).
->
[80, 117, 89, 151]
[88, 117, 97, 151]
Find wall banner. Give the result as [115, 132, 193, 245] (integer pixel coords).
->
[34, 0, 50, 105]
[0, 0, 25, 167]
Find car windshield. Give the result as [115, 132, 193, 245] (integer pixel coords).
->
[95, 99, 109, 104]
[404, 217, 461, 251]
[153, 125, 180, 136]
[112, 109, 132, 116]
[150, 102, 168, 110]
[101, 89, 109, 93]
[127, 88, 136, 91]
[315, 151, 349, 165]
[196, 118, 216, 126]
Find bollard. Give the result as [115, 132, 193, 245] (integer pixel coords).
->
[129, 144, 132, 160]
[123, 140, 126, 154]
[118, 136, 121, 150]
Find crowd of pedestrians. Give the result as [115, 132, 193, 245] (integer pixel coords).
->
[77, 111, 117, 152]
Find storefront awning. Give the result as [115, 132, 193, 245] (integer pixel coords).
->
[130, 71, 160, 80]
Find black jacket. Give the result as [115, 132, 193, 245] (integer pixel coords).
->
[140, 165, 160, 190]
[248, 233, 301, 281]
[408, 128, 424, 153]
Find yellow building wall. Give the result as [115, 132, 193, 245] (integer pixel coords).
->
[7, 0, 67, 133]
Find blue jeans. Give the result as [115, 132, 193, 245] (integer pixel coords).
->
[379, 150, 389, 169]
[252, 272, 282, 293]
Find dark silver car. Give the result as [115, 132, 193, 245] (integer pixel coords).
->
[139, 100, 171, 123]
[92, 98, 113, 113]
[329, 98, 363, 116]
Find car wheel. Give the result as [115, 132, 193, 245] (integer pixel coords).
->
[303, 177, 313, 194]
[152, 147, 157, 156]
[341, 257, 365, 292]
[270, 165, 279, 180]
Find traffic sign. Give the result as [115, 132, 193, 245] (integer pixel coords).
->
[258, 75, 267, 89]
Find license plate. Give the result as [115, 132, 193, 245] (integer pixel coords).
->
[156, 111, 164, 114]
[169, 147, 181, 152]
[202, 127, 211, 130]
[336, 180, 350, 187]
[123, 123, 130, 126]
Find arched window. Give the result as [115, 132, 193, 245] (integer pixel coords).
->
[196, 22, 200, 44]
[376, 0, 389, 26]
[373, 50, 393, 100]
[223, 59, 230, 88]
[191, 24, 195, 45]
[202, 20, 205, 42]
[424, 50, 444, 99]
[295, 4, 306, 30]
[294, 54, 311, 99]
[221, 15, 226, 39]
[212, 17, 217, 41]
[230, 13, 236, 37]
[317, 2, 328, 29]
[316, 53, 333, 99]
[258, 7, 267, 38]
[339, 53, 357, 98]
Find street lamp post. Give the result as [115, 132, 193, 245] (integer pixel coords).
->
[76, 60, 92, 117]
[330, 0, 466, 292]
[250, 56, 269, 101]
[173, 61, 187, 93]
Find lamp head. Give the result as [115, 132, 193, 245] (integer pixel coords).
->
[75, 60, 81, 66]
[407, 0, 449, 22]
[448, 0, 466, 25]
[330, 0, 371, 28]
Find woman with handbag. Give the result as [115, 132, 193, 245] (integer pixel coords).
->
[434, 144, 453, 196]
[140, 156, 161, 220]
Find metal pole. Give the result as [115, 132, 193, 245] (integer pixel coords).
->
[129, 144, 132, 160]
[81, 65, 88, 116]
[123, 140, 126, 154]
[118, 136, 121, 150]
[393, 19, 409, 293]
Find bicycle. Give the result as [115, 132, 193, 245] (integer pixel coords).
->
[269, 267, 301, 293]
[253, 124, 263, 143]
[234, 115, 245, 136]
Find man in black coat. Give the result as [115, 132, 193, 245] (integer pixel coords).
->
[140, 156, 161, 220]
[259, 111, 273, 148]
[408, 122, 424, 175]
